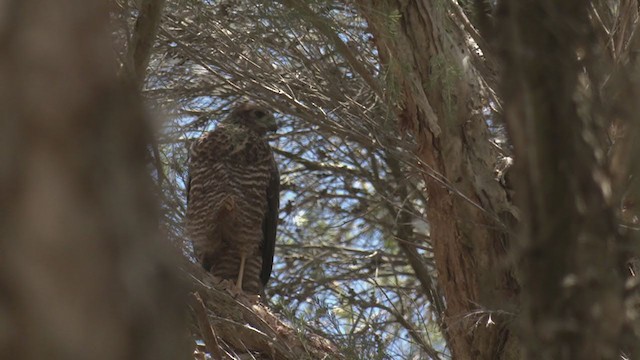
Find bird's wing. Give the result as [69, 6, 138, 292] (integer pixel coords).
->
[260, 157, 280, 286]
[185, 167, 191, 205]
[186, 141, 195, 205]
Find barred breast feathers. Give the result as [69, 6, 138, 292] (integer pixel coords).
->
[186, 107, 279, 294]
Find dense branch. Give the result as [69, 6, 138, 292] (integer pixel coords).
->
[185, 262, 342, 360]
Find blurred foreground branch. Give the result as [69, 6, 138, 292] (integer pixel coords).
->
[0, 1, 187, 359]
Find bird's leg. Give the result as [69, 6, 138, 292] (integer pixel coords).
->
[235, 253, 247, 293]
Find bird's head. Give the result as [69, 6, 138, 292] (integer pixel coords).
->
[225, 103, 277, 135]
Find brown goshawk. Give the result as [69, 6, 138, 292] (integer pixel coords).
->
[186, 103, 279, 295]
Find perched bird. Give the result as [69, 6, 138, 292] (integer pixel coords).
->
[186, 103, 279, 295]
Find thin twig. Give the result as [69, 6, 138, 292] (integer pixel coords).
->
[189, 292, 224, 360]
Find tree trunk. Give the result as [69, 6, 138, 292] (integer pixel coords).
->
[0, 1, 187, 359]
[356, 1, 520, 359]
[498, 1, 625, 359]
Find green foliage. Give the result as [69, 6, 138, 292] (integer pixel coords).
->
[429, 53, 462, 124]
[386, 9, 402, 37]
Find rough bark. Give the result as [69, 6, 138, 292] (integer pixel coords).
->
[125, 0, 167, 86]
[0, 1, 187, 359]
[356, 1, 520, 359]
[185, 262, 343, 360]
[498, 1, 625, 359]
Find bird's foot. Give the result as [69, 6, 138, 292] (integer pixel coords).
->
[243, 294, 261, 304]
[208, 276, 238, 294]
[207, 275, 260, 303]
[226, 283, 244, 298]
[225, 284, 261, 304]
[231, 289, 261, 305]
[205, 274, 225, 286]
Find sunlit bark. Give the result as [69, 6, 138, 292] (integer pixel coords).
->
[356, 1, 520, 358]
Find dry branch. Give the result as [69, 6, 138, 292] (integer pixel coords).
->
[184, 261, 342, 360]
[126, 0, 167, 85]
[190, 292, 224, 360]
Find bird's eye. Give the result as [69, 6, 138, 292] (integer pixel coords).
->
[253, 110, 266, 118]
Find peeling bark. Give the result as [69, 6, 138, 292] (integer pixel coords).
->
[185, 263, 343, 360]
[356, 1, 520, 359]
